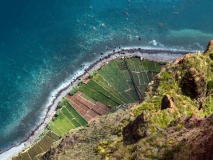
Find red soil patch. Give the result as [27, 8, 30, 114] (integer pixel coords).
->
[66, 91, 110, 122]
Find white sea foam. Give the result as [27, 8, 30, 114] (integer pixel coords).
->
[0, 144, 25, 160]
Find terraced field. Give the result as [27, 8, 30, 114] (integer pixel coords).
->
[13, 56, 162, 160]
[13, 101, 87, 160]
[13, 130, 60, 160]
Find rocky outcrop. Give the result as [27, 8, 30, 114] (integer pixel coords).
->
[161, 95, 177, 110]
[122, 112, 148, 144]
[207, 81, 213, 95]
[180, 67, 206, 100]
[204, 39, 213, 60]
[164, 114, 213, 160]
[204, 39, 213, 54]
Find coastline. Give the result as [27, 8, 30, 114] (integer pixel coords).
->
[0, 47, 192, 160]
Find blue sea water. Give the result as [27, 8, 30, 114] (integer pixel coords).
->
[0, 0, 213, 152]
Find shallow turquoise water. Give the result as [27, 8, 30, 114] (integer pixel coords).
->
[0, 0, 213, 151]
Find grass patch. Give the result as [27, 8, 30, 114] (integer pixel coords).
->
[104, 62, 130, 90]
[28, 146, 38, 159]
[93, 73, 127, 103]
[69, 86, 79, 96]
[203, 96, 213, 116]
[87, 80, 124, 105]
[207, 80, 213, 93]
[116, 59, 128, 70]
[46, 131, 60, 140]
[20, 152, 31, 160]
[82, 93, 97, 104]
[52, 111, 75, 133]
[38, 135, 55, 152]
[126, 59, 135, 72]
[131, 57, 144, 72]
[126, 88, 139, 101]
[139, 85, 147, 97]
[61, 107, 74, 121]
[79, 83, 118, 107]
[132, 72, 140, 86]
[65, 102, 87, 125]
[72, 119, 81, 127]
[48, 121, 64, 136]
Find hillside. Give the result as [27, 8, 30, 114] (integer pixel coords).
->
[41, 40, 213, 160]
[12, 53, 165, 159]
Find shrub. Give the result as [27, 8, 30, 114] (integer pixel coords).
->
[69, 86, 79, 95]
[89, 71, 98, 78]
[207, 81, 213, 93]
[59, 98, 68, 107]
[209, 52, 213, 60]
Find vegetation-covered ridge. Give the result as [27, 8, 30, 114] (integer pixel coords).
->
[41, 40, 213, 160]
[12, 56, 163, 160]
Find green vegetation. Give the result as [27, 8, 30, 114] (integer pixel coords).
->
[207, 80, 213, 93]
[203, 96, 213, 115]
[141, 59, 160, 71]
[65, 102, 88, 125]
[49, 101, 87, 134]
[98, 68, 135, 102]
[81, 93, 97, 104]
[46, 131, 60, 140]
[30, 144, 43, 157]
[87, 80, 124, 105]
[13, 131, 59, 160]
[210, 52, 213, 60]
[69, 86, 79, 96]
[48, 122, 64, 136]
[79, 83, 118, 107]
[38, 135, 55, 151]
[13, 101, 87, 160]
[92, 73, 127, 103]
[53, 111, 75, 133]
[125, 58, 161, 98]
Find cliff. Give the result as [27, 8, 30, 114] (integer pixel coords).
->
[41, 40, 213, 160]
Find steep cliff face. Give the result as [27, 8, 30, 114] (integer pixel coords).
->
[43, 40, 213, 160]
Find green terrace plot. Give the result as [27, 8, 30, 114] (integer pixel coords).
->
[92, 74, 127, 103]
[139, 72, 149, 85]
[141, 59, 160, 71]
[65, 102, 88, 125]
[51, 110, 75, 133]
[79, 83, 119, 107]
[13, 131, 59, 160]
[98, 68, 135, 102]
[48, 102, 87, 135]
[82, 93, 97, 104]
[131, 57, 144, 72]
[80, 57, 162, 104]
[123, 57, 161, 99]
[48, 121, 64, 137]
[101, 63, 129, 91]
[13, 101, 87, 160]
[87, 80, 124, 105]
[28, 143, 43, 159]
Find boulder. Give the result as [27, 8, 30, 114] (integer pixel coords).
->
[180, 67, 206, 99]
[161, 95, 177, 110]
[204, 39, 213, 54]
[122, 112, 148, 144]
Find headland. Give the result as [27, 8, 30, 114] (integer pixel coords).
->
[1, 47, 191, 160]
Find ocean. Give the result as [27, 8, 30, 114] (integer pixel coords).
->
[0, 0, 213, 152]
